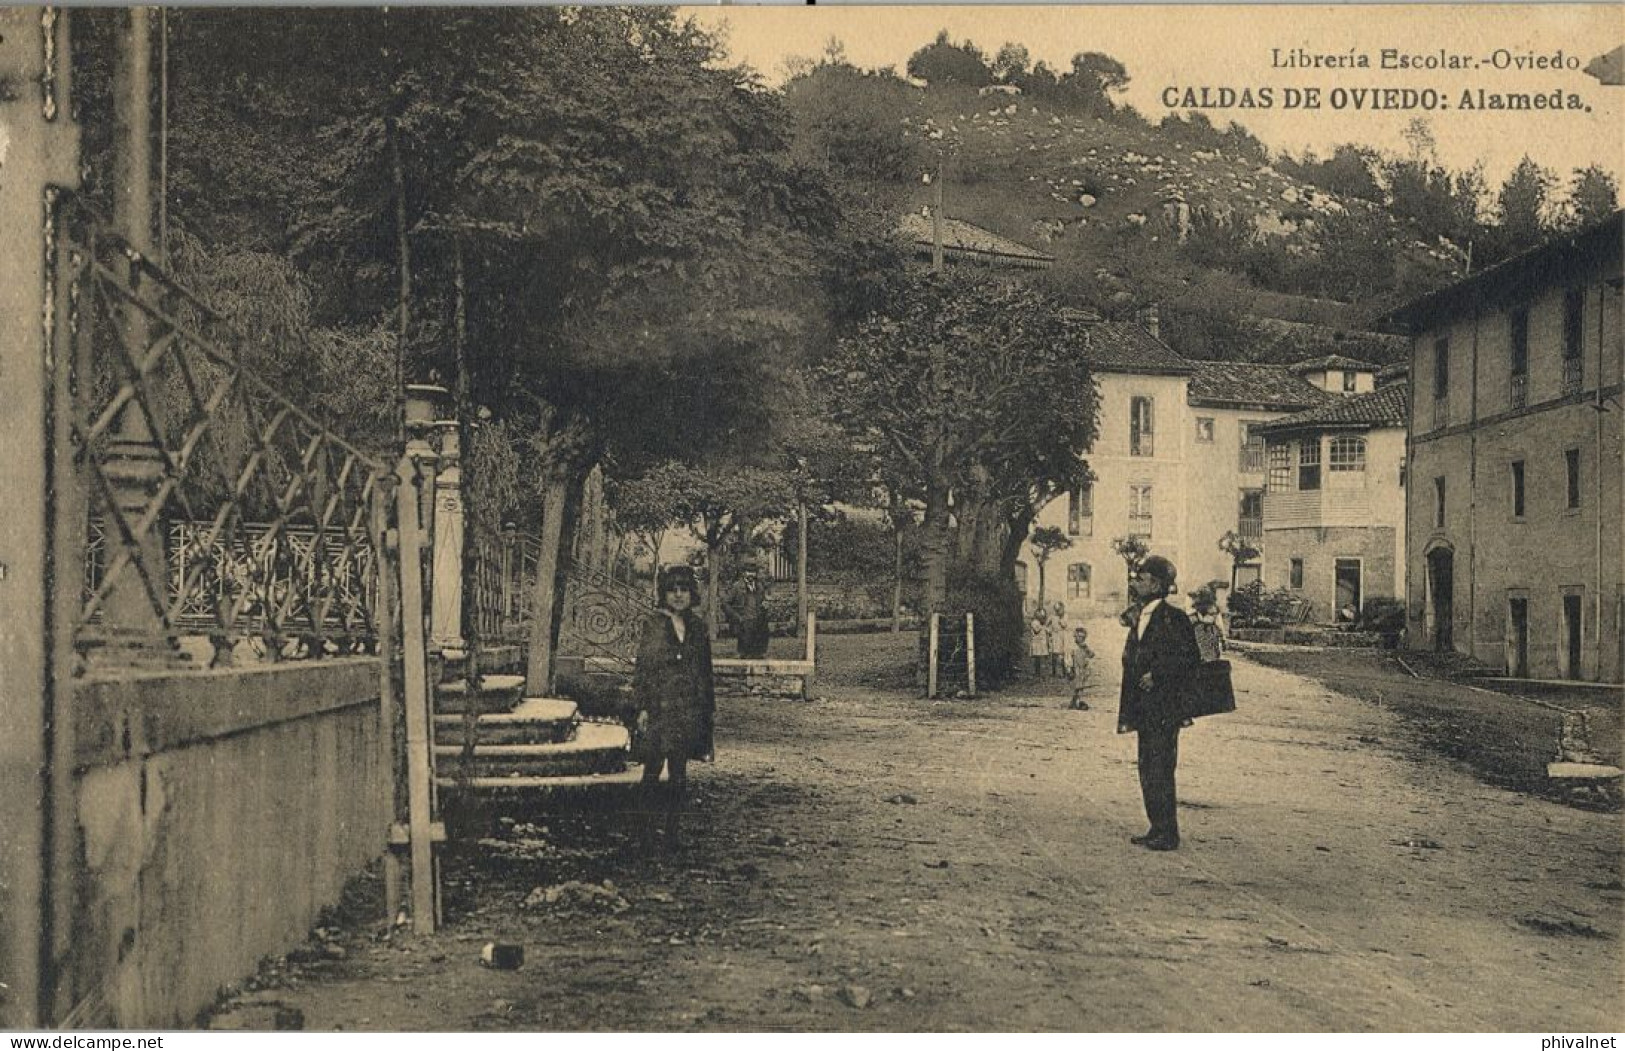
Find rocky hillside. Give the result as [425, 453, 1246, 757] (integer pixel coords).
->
[889, 87, 1463, 339]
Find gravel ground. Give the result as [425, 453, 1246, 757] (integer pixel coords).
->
[208, 627, 1624, 1033]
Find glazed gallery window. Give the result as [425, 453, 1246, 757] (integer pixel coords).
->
[1267, 442, 1292, 492]
[1195, 416, 1215, 443]
[1566, 448, 1581, 510]
[1129, 396, 1155, 457]
[1510, 460, 1525, 518]
[1129, 484, 1153, 536]
[1328, 436, 1366, 472]
[1066, 562, 1092, 600]
[1067, 482, 1093, 536]
[1298, 437, 1322, 491]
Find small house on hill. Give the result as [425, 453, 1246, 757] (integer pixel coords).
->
[898, 212, 1055, 270]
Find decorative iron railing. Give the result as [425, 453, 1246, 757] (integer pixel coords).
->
[1510, 371, 1528, 410]
[558, 560, 655, 678]
[53, 194, 395, 666]
[471, 524, 539, 645]
[1562, 355, 1583, 396]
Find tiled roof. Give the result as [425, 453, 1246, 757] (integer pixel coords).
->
[1376, 362, 1409, 387]
[1080, 322, 1192, 375]
[1289, 354, 1379, 374]
[899, 213, 1054, 268]
[1253, 384, 1409, 434]
[1186, 361, 1334, 409]
[1376, 210, 1623, 331]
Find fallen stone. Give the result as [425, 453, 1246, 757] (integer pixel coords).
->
[523, 880, 630, 913]
[481, 942, 525, 969]
[839, 984, 873, 1009]
[885, 793, 919, 805]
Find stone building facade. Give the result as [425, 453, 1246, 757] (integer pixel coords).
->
[1253, 380, 1409, 622]
[1381, 211, 1623, 682]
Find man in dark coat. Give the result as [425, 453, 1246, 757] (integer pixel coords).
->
[723, 561, 771, 659]
[1117, 554, 1201, 851]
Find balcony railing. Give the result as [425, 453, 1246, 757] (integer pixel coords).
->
[1431, 395, 1448, 430]
[1238, 444, 1266, 473]
[1128, 516, 1153, 539]
[1562, 356, 1582, 396]
[1131, 433, 1154, 457]
[1237, 517, 1263, 542]
[1510, 372, 1527, 410]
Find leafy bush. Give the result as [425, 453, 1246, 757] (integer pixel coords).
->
[1227, 579, 1297, 628]
[1360, 596, 1406, 634]
[942, 566, 1026, 686]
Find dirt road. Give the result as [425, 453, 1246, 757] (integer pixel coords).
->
[214, 628, 1623, 1032]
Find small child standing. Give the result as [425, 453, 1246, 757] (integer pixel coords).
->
[1190, 588, 1226, 663]
[1067, 626, 1095, 710]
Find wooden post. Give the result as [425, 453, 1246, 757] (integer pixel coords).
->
[797, 501, 809, 637]
[1, 11, 81, 1024]
[804, 610, 818, 664]
[372, 479, 403, 925]
[966, 612, 977, 698]
[927, 613, 940, 699]
[396, 458, 437, 933]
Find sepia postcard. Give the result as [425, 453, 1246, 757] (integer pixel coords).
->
[0, 3, 1620, 1038]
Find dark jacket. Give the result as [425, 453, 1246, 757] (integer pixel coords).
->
[724, 578, 771, 658]
[1117, 601, 1201, 734]
[632, 610, 716, 762]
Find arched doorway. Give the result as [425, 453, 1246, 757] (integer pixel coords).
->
[1426, 545, 1454, 653]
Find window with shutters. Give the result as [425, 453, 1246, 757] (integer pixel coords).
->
[1563, 289, 1584, 395]
[1129, 485, 1153, 537]
[1066, 562, 1092, 600]
[1067, 482, 1094, 536]
[1510, 308, 1529, 410]
[1129, 396, 1154, 457]
[1432, 337, 1450, 428]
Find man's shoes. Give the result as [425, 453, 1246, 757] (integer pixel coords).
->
[1129, 832, 1156, 845]
[1141, 836, 1180, 851]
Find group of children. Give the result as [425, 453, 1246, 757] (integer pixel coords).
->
[1029, 602, 1096, 710]
[1032, 588, 1225, 712]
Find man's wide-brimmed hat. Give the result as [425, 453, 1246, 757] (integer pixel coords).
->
[658, 564, 699, 594]
[1139, 555, 1177, 590]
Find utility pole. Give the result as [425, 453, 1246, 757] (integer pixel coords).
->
[930, 164, 945, 273]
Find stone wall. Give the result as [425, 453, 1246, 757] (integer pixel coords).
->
[66, 660, 388, 1027]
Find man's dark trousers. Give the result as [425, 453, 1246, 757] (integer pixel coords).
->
[1137, 721, 1180, 841]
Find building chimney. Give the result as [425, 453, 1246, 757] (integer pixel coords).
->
[1137, 303, 1160, 339]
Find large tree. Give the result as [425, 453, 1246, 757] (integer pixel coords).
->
[156, 8, 844, 688]
[815, 272, 1099, 617]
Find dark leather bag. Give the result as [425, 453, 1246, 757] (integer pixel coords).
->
[1184, 660, 1237, 719]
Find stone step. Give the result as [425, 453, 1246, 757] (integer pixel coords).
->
[434, 721, 629, 778]
[434, 698, 579, 745]
[433, 673, 527, 714]
[436, 767, 650, 793]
